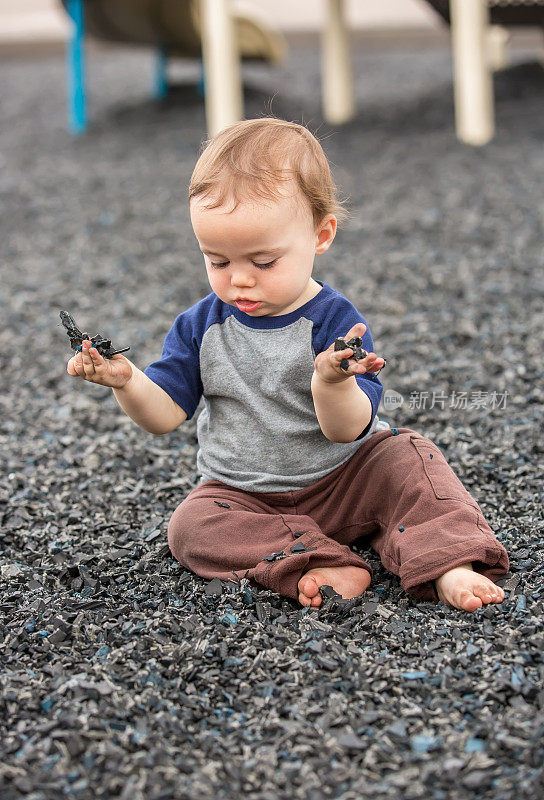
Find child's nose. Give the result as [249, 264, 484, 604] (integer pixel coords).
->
[231, 268, 256, 286]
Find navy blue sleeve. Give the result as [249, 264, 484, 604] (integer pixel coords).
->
[312, 295, 384, 441]
[144, 312, 203, 421]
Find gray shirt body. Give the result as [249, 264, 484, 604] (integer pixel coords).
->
[144, 282, 390, 493]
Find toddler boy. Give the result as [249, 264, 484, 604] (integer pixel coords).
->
[67, 117, 509, 611]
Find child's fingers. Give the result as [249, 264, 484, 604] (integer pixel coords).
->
[332, 349, 356, 374]
[334, 346, 353, 359]
[67, 341, 109, 382]
[368, 354, 385, 367]
[334, 349, 353, 367]
[81, 341, 96, 377]
[358, 353, 380, 368]
[335, 350, 384, 374]
[69, 352, 84, 377]
[345, 322, 367, 339]
[88, 346, 108, 375]
[358, 354, 385, 374]
[89, 347, 108, 374]
[67, 357, 78, 376]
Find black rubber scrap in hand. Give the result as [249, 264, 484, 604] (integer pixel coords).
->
[334, 336, 387, 375]
[59, 310, 130, 359]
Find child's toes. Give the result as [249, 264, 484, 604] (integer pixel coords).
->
[298, 574, 320, 599]
[458, 589, 483, 612]
[297, 575, 323, 609]
[473, 581, 505, 605]
[491, 585, 505, 602]
[298, 589, 322, 608]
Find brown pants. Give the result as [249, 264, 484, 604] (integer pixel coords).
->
[167, 428, 509, 603]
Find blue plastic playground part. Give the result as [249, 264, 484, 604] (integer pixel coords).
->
[198, 57, 206, 98]
[154, 46, 169, 99]
[66, 0, 87, 135]
[65, 2, 208, 134]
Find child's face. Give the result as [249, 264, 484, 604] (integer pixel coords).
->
[190, 186, 336, 316]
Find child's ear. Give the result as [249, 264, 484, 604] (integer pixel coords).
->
[315, 214, 337, 255]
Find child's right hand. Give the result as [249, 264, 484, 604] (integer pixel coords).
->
[314, 323, 385, 384]
[67, 339, 133, 389]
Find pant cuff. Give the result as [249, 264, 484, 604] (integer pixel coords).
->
[401, 542, 510, 603]
[254, 525, 373, 602]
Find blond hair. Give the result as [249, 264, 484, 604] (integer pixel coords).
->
[188, 117, 349, 229]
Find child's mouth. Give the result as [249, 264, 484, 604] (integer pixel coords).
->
[235, 299, 262, 312]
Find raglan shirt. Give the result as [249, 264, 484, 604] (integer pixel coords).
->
[144, 280, 390, 492]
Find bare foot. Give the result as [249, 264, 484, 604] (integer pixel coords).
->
[434, 562, 506, 611]
[298, 565, 372, 608]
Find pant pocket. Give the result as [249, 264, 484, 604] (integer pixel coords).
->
[409, 434, 479, 507]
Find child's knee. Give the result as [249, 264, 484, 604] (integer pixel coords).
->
[167, 497, 226, 566]
[167, 500, 196, 563]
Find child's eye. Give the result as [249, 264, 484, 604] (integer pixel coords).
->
[209, 259, 277, 269]
[252, 260, 277, 269]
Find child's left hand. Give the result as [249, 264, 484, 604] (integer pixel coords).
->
[314, 323, 386, 384]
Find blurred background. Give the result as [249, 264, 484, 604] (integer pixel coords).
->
[1, 0, 542, 449]
[2, 0, 440, 44]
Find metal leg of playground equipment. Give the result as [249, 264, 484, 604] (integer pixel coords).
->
[66, 0, 87, 135]
[322, 0, 355, 125]
[199, 0, 243, 136]
[450, 0, 494, 146]
[487, 25, 510, 72]
[154, 47, 169, 99]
